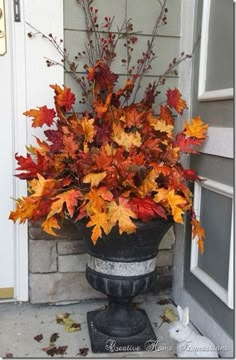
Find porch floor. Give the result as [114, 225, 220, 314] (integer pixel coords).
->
[0, 292, 178, 358]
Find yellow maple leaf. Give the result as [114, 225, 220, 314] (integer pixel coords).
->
[112, 123, 141, 150]
[29, 174, 57, 198]
[42, 216, 61, 236]
[149, 118, 174, 138]
[80, 117, 96, 143]
[83, 171, 107, 187]
[166, 189, 186, 223]
[87, 212, 109, 244]
[108, 198, 137, 235]
[138, 169, 158, 197]
[184, 116, 208, 139]
[48, 189, 83, 218]
[85, 187, 113, 215]
[154, 188, 169, 203]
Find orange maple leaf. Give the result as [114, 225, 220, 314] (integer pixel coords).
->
[9, 197, 39, 223]
[42, 216, 61, 236]
[48, 189, 83, 218]
[62, 134, 79, 159]
[24, 106, 55, 128]
[112, 123, 141, 150]
[87, 66, 95, 81]
[29, 174, 57, 198]
[154, 188, 169, 203]
[191, 218, 205, 254]
[116, 79, 134, 97]
[94, 92, 113, 117]
[94, 146, 113, 170]
[86, 212, 109, 244]
[160, 105, 174, 125]
[83, 172, 107, 187]
[50, 84, 75, 111]
[166, 189, 186, 223]
[108, 198, 137, 235]
[184, 116, 208, 139]
[80, 117, 96, 143]
[166, 88, 187, 115]
[149, 118, 174, 138]
[85, 187, 113, 214]
[138, 169, 158, 197]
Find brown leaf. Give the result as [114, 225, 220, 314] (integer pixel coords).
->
[5, 353, 13, 358]
[34, 334, 43, 342]
[42, 345, 68, 357]
[71, 322, 81, 329]
[50, 332, 59, 343]
[78, 347, 89, 356]
[42, 346, 58, 357]
[158, 298, 170, 305]
[57, 345, 68, 355]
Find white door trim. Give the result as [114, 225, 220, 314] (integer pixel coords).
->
[8, 0, 28, 301]
[198, 0, 233, 101]
[7, 0, 64, 301]
[198, 127, 233, 158]
[190, 179, 234, 309]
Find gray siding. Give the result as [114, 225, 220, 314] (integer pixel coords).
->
[64, 0, 183, 112]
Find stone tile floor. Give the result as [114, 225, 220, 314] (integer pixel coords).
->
[0, 292, 178, 359]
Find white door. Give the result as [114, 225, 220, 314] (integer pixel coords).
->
[0, 0, 28, 301]
[0, 0, 63, 301]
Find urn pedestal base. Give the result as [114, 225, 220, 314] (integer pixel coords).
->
[87, 309, 156, 353]
[77, 219, 173, 354]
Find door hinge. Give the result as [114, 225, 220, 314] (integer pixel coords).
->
[13, 0, 21, 22]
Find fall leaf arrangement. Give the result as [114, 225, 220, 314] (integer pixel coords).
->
[10, 0, 208, 252]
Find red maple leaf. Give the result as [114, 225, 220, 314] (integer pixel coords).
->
[129, 197, 167, 222]
[174, 133, 204, 154]
[15, 153, 46, 179]
[159, 105, 174, 125]
[24, 106, 55, 128]
[50, 84, 75, 111]
[44, 129, 63, 153]
[166, 88, 187, 115]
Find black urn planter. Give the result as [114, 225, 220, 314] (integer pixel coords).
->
[77, 218, 173, 353]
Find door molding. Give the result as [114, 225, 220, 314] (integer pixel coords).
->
[198, 0, 233, 101]
[7, 0, 64, 301]
[6, 0, 28, 302]
[190, 178, 233, 309]
[198, 127, 233, 158]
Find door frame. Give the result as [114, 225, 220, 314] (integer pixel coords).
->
[7, 0, 64, 301]
[172, 0, 233, 356]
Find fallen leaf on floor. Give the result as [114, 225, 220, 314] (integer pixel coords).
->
[78, 347, 89, 356]
[34, 334, 43, 342]
[5, 353, 13, 358]
[42, 346, 58, 357]
[56, 313, 81, 332]
[159, 307, 178, 327]
[57, 345, 68, 355]
[42, 345, 68, 357]
[56, 312, 71, 324]
[157, 298, 170, 305]
[50, 333, 59, 343]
